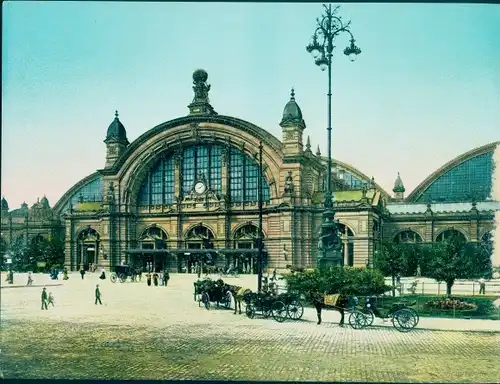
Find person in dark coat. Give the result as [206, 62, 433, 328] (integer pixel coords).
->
[163, 271, 170, 287]
[99, 268, 106, 280]
[95, 284, 102, 305]
[80, 267, 85, 280]
[153, 272, 159, 286]
[41, 288, 48, 310]
[146, 273, 152, 286]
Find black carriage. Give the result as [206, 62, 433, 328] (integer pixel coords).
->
[244, 292, 288, 323]
[194, 278, 232, 310]
[320, 294, 369, 329]
[275, 293, 304, 321]
[361, 296, 419, 332]
[110, 265, 135, 283]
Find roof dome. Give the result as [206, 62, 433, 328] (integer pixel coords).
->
[40, 195, 50, 208]
[393, 172, 406, 193]
[1, 196, 8, 211]
[105, 111, 129, 143]
[280, 88, 304, 127]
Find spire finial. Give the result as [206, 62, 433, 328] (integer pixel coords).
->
[290, 88, 295, 100]
[115, 110, 119, 119]
[316, 145, 321, 156]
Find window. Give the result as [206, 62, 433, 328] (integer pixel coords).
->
[436, 229, 467, 243]
[394, 230, 423, 243]
[61, 177, 104, 213]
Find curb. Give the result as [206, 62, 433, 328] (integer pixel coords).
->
[1, 283, 64, 289]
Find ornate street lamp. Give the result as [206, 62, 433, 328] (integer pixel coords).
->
[306, 4, 361, 268]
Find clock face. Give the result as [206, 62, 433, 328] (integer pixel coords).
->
[194, 181, 207, 195]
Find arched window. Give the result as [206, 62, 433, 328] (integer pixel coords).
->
[185, 225, 215, 250]
[394, 230, 423, 244]
[138, 144, 270, 206]
[139, 226, 168, 250]
[31, 234, 46, 245]
[436, 229, 467, 243]
[62, 177, 104, 213]
[233, 224, 265, 249]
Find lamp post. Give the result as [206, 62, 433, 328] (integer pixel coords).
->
[257, 141, 264, 292]
[306, 4, 361, 268]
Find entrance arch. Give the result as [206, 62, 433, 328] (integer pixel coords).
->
[232, 223, 266, 274]
[77, 226, 100, 271]
[182, 224, 216, 273]
[338, 223, 355, 267]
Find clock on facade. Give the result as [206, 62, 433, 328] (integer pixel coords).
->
[194, 181, 207, 195]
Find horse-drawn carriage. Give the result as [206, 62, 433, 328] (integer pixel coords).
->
[110, 265, 136, 283]
[194, 278, 233, 310]
[316, 293, 419, 331]
[243, 291, 304, 323]
[361, 296, 419, 332]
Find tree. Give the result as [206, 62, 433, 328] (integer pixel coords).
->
[282, 266, 391, 303]
[424, 234, 492, 296]
[373, 242, 408, 296]
[7, 236, 65, 272]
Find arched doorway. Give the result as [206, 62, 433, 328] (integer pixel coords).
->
[338, 223, 355, 266]
[233, 224, 265, 274]
[77, 226, 100, 271]
[183, 224, 215, 273]
[436, 229, 467, 243]
[137, 226, 168, 272]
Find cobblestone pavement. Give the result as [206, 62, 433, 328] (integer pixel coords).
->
[1, 273, 499, 381]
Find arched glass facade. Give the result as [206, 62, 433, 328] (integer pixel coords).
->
[61, 177, 104, 213]
[139, 144, 270, 206]
[436, 229, 467, 243]
[394, 230, 423, 243]
[415, 151, 493, 203]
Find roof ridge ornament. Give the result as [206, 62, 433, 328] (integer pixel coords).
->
[188, 69, 217, 116]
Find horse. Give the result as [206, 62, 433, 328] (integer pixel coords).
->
[226, 285, 252, 314]
[312, 292, 350, 327]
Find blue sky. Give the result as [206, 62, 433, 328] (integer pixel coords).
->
[2, 2, 499, 209]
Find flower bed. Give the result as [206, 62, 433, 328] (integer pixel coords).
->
[424, 297, 477, 311]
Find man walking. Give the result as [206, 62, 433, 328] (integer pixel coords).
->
[478, 277, 486, 295]
[41, 287, 48, 310]
[80, 267, 85, 280]
[95, 284, 102, 305]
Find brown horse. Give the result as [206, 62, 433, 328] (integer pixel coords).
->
[227, 285, 252, 314]
[312, 293, 349, 326]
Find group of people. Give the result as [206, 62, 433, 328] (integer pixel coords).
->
[40, 287, 55, 310]
[145, 270, 170, 287]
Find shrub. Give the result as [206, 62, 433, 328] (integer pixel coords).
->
[424, 297, 477, 311]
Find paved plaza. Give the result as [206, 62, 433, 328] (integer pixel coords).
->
[1, 272, 500, 382]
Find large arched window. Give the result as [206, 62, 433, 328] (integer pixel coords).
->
[185, 225, 215, 250]
[394, 230, 423, 244]
[139, 226, 168, 250]
[436, 229, 467, 243]
[415, 151, 493, 203]
[61, 177, 104, 213]
[138, 144, 271, 206]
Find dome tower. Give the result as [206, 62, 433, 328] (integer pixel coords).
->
[104, 110, 130, 168]
[280, 88, 306, 157]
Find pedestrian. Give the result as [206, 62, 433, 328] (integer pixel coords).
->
[478, 277, 486, 295]
[27, 272, 33, 286]
[47, 292, 55, 307]
[41, 287, 48, 310]
[80, 267, 85, 280]
[272, 269, 277, 281]
[146, 272, 152, 286]
[95, 284, 102, 305]
[163, 270, 170, 287]
[63, 268, 69, 280]
[99, 268, 106, 280]
[153, 272, 159, 286]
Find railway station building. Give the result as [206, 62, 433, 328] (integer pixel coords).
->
[1, 69, 498, 272]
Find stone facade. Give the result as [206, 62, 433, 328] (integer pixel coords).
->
[1, 71, 498, 271]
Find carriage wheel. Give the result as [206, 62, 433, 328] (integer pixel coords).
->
[110, 273, 117, 283]
[392, 309, 418, 332]
[361, 308, 375, 327]
[246, 303, 256, 319]
[201, 292, 211, 310]
[222, 292, 232, 309]
[272, 301, 287, 323]
[348, 311, 367, 330]
[286, 300, 304, 320]
[406, 308, 420, 327]
[119, 274, 127, 283]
